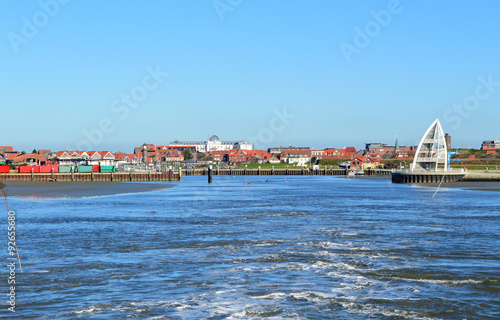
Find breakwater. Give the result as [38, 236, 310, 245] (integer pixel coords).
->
[462, 171, 500, 181]
[182, 167, 349, 176]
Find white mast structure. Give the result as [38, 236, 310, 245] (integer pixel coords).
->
[411, 119, 448, 172]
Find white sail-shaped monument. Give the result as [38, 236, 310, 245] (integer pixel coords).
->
[411, 119, 448, 172]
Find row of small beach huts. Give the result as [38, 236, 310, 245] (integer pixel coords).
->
[0, 165, 116, 174]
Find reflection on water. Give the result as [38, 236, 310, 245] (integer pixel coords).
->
[6, 176, 500, 319]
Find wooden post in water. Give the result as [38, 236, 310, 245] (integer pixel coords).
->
[208, 165, 213, 183]
[169, 167, 173, 182]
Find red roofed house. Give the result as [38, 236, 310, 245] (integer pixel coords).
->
[115, 152, 141, 164]
[87, 151, 116, 166]
[351, 156, 381, 170]
[155, 146, 185, 162]
[55, 151, 89, 166]
[323, 147, 357, 159]
[281, 149, 312, 165]
[227, 149, 249, 164]
[246, 150, 271, 164]
[0, 146, 13, 152]
[0, 146, 19, 160]
[10, 153, 48, 165]
[207, 150, 228, 163]
[55, 151, 116, 166]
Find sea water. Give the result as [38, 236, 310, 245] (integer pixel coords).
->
[3, 176, 499, 319]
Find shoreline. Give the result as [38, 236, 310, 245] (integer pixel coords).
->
[412, 181, 500, 192]
[0, 180, 174, 200]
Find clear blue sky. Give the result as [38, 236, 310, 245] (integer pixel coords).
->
[1, 1, 499, 153]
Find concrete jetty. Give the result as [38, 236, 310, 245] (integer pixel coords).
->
[391, 171, 466, 184]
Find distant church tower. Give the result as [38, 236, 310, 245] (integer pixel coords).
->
[445, 133, 451, 150]
[394, 136, 400, 153]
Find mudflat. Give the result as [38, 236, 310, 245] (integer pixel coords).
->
[0, 180, 174, 199]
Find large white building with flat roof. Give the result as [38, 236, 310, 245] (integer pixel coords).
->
[170, 135, 253, 153]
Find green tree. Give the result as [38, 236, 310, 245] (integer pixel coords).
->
[382, 152, 395, 159]
[32, 149, 38, 154]
[182, 148, 193, 160]
[196, 152, 206, 161]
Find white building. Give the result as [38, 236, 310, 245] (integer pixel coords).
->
[170, 135, 253, 153]
[412, 119, 448, 172]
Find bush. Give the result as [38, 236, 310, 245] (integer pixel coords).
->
[319, 159, 349, 166]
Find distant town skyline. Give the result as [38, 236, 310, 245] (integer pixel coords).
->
[1, 1, 499, 152]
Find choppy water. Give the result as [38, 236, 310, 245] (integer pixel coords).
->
[3, 176, 499, 319]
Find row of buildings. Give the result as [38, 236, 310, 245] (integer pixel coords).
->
[1, 135, 498, 170]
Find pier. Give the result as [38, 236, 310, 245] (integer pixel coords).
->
[391, 171, 466, 184]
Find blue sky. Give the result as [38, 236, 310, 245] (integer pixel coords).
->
[1, 1, 499, 153]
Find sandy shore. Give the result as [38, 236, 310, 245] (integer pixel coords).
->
[413, 181, 500, 192]
[0, 181, 174, 199]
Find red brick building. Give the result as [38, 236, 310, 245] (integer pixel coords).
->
[0, 146, 19, 160]
[246, 150, 271, 163]
[481, 140, 500, 150]
[227, 149, 249, 164]
[323, 147, 357, 159]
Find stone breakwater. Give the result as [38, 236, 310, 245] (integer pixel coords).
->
[462, 171, 500, 181]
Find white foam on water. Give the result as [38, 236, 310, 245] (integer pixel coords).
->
[340, 232, 358, 236]
[342, 301, 439, 320]
[72, 306, 102, 314]
[289, 290, 336, 304]
[33, 269, 50, 273]
[201, 289, 238, 296]
[412, 278, 484, 286]
[249, 292, 287, 300]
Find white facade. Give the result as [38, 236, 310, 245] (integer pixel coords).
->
[170, 135, 253, 153]
[412, 119, 448, 172]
